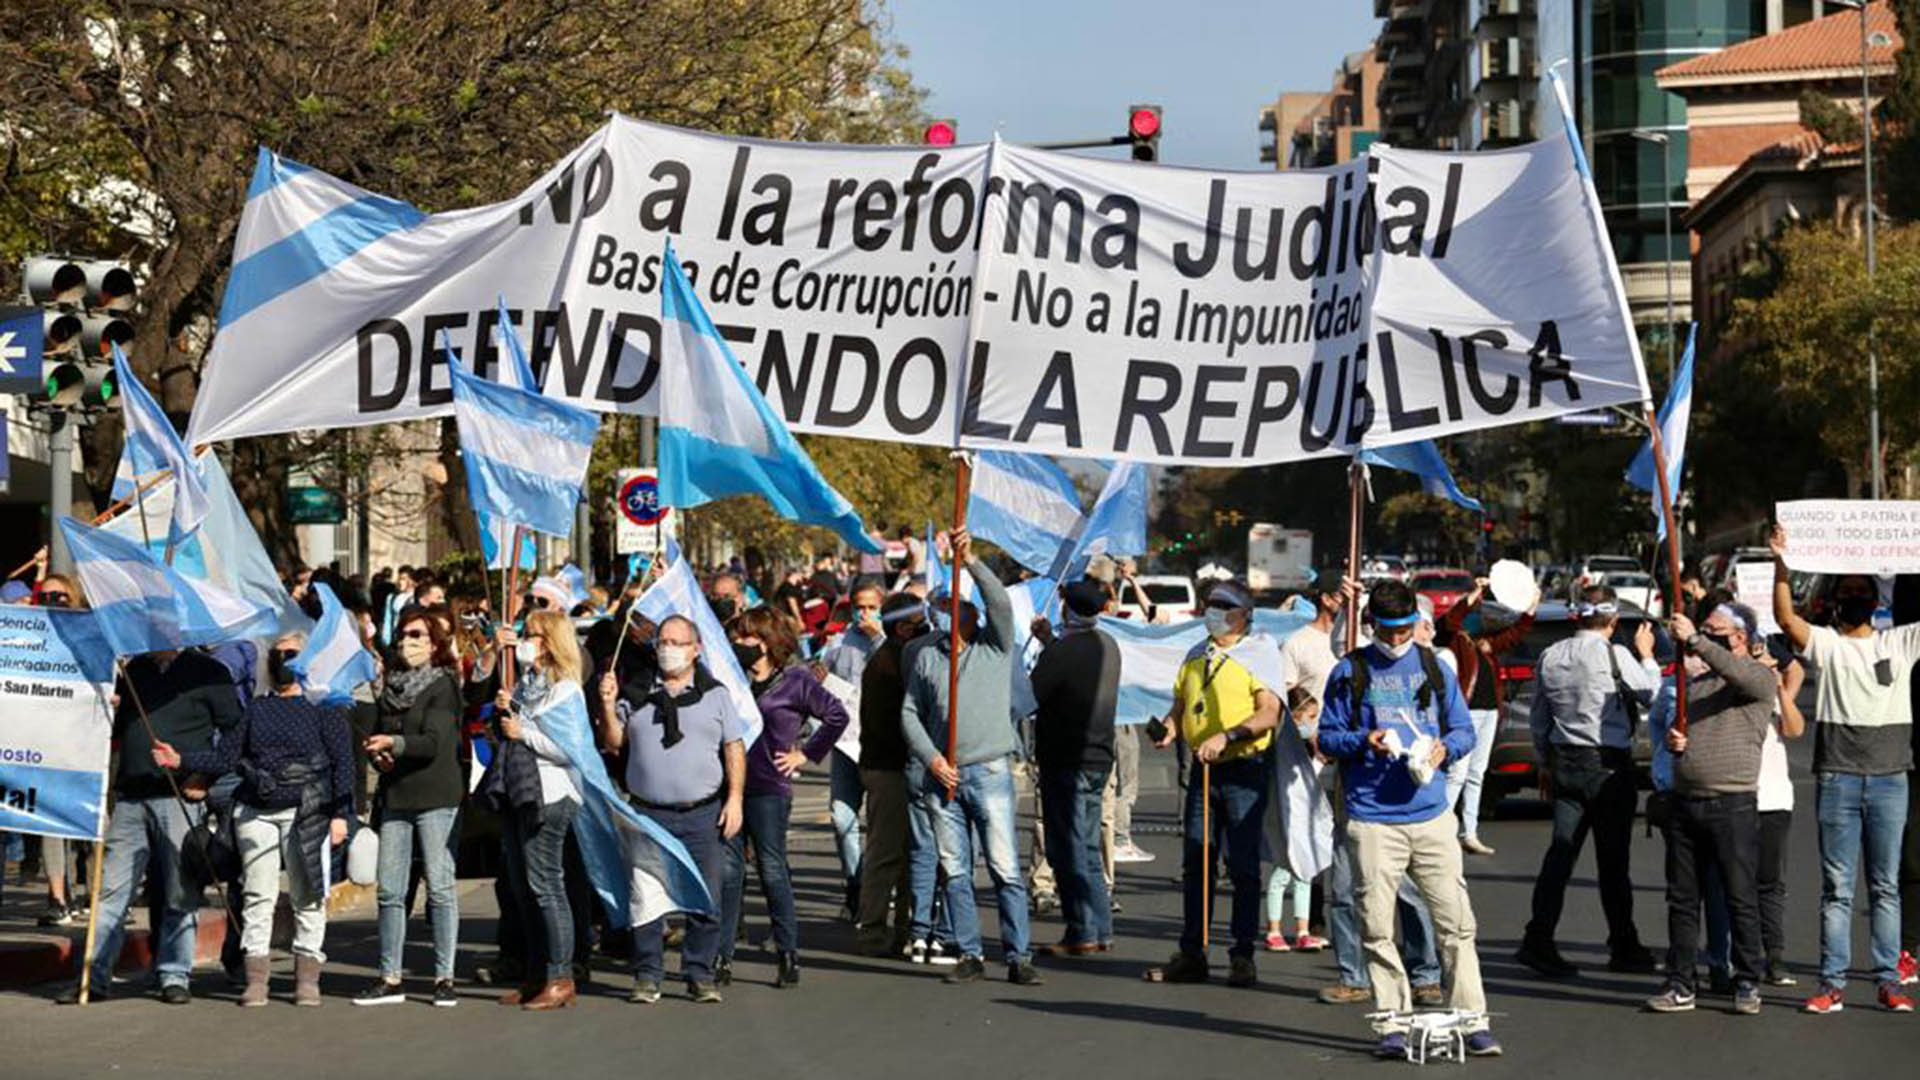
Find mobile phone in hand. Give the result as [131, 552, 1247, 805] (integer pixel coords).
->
[1146, 717, 1170, 744]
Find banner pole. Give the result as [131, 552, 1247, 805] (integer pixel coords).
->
[502, 526, 526, 696]
[1345, 459, 1364, 653]
[944, 453, 972, 799]
[1644, 407, 1689, 734]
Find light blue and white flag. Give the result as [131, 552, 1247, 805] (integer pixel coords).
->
[634, 541, 761, 749]
[102, 450, 310, 636]
[656, 243, 880, 554]
[112, 343, 209, 547]
[60, 516, 279, 657]
[557, 564, 591, 608]
[446, 330, 598, 538]
[478, 509, 539, 571]
[1625, 323, 1696, 542]
[1359, 441, 1484, 513]
[1098, 597, 1315, 725]
[285, 582, 377, 707]
[1049, 461, 1150, 580]
[522, 681, 716, 924]
[968, 451, 1084, 577]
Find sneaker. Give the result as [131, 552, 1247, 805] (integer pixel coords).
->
[628, 978, 662, 1005]
[1460, 835, 1496, 856]
[432, 980, 457, 1007]
[1465, 1030, 1503, 1057]
[1608, 945, 1661, 975]
[1264, 932, 1291, 953]
[1148, 951, 1210, 984]
[1802, 985, 1845, 1014]
[1007, 960, 1044, 986]
[1901, 950, 1919, 987]
[1109, 897, 1124, 914]
[944, 956, 986, 984]
[688, 980, 723, 1004]
[1412, 983, 1445, 1008]
[1880, 983, 1916, 1013]
[1113, 842, 1156, 864]
[54, 980, 107, 1005]
[1317, 983, 1372, 1005]
[1227, 955, 1258, 988]
[1733, 982, 1762, 1015]
[352, 979, 406, 1007]
[1293, 933, 1328, 953]
[1031, 892, 1060, 916]
[1763, 959, 1797, 987]
[1374, 1032, 1407, 1059]
[158, 984, 191, 1005]
[1645, 982, 1696, 1012]
[926, 941, 959, 967]
[906, 939, 929, 965]
[1514, 939, 1579, 979]
[713, 957, 733, 985]
[35, 903, 73, 928]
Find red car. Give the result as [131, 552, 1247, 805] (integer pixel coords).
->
[1411, 567, 1475, 618]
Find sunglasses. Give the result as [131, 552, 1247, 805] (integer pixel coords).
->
[533, 597, 554, 610]
[37, 592, 70, 607]
[400, 629, 431, 641]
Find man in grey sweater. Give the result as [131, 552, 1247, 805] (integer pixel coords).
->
[901, 527, 1039, 987]
[1646, 603, 1778, 1016]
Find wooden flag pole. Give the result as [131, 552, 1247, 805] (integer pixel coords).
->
[1345, 459, 1365, 652]
[1644, 407, 1689, 734]
[76, 833, 107, 1004]
[944, 453, 973, 800]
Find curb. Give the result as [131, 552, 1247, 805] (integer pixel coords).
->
[0, 907, 230, 989]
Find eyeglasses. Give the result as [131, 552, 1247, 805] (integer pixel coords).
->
[533, 597, 553, 610]
[400, 629, 430, 641]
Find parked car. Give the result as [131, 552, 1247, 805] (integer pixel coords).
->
[1566, 555, 1643, 598]
[1477, 600, 1674, 813]
[1115, 574, 1197, 624]
[1411, 567, 1476, 618]
[1599, 570, 1664, 617]
[1360, 555, 1410, 584]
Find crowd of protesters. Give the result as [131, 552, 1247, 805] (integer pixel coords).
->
[6, 517, 1918, 1062]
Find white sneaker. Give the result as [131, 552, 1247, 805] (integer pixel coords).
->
[907, 939, 929, 964]
[927, 940, 959, 966]
[1114, 843, 1156, 864]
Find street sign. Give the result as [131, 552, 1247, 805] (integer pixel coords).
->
[614, 468, 675, 554]
[287, 485, 345, 525]
[0, 306, 45, 396]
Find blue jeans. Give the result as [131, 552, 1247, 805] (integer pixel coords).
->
[829, 753, 865, 885]
[1180, 755, 1270, 960]
[631, 800, 729, 983]
[927, 755, 1031, 963]
[1447, 709, 1499, 839]
[502, 798, 580, 980]
[1329, 819, 1441, 988]
[1039, 764, 1113, 947]
[86, 797, 202, 989]
[722, 793, 798, 958]
[1816, 771, 1908, 989]
[376, 805, 460, 981]
[905, 766, 955, 946]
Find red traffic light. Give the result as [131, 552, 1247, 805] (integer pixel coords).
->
[1129, 107, 1161, 140]
[924, 119, 957, 147]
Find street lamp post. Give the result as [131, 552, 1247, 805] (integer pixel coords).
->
[1630, 128, 1676, 376]
[1832, 0, 1882, 498]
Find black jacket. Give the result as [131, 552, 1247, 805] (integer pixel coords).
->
[858, 637, 913, 772]
[1029, 627, 1121, 771]
[113, 651, 244, 800]
[359, 672, 465, 812]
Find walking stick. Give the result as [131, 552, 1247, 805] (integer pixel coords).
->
[1200, 760, 1212, 951]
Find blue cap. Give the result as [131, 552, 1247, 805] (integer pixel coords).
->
[1, 581, 31, 604]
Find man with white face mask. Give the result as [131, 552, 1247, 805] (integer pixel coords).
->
[600, 615, 748, 1005]
[1146, 581, 1282, 989]
[1318, 579, 1498, 1058]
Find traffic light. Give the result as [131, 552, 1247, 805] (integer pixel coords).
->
[924, 119, 958, 147]
[80, 312, 133, 357]
[1128, 105, 1162, 162]
[25, 257, 132, 310]
[22, 254, 136, 411]
[42, 358, 115, 408]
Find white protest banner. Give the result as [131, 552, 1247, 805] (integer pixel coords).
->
[189, 113, 1647, 466]
[1734, 561, 1782, 636]
[0, 608, 114, 841]
[1776, 500, 1920, 575]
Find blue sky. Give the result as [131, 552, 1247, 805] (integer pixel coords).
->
[889, 3, 1380, 170]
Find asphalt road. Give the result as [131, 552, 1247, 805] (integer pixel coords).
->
[5, 738, 1913, 1079]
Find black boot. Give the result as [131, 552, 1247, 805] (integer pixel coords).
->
[776, 952, 800, 988]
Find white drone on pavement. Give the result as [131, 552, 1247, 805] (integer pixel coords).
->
[1366, 1010, 1493, 1065]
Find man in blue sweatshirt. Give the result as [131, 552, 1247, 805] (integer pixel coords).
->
[1319, 580, 1500, 1059]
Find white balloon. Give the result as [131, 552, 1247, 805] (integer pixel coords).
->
[1488, 560, 1539, 611]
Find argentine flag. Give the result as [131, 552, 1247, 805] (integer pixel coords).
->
[478, 509, 538, 571]
[60, 516, 278, 657]
[446, 330, 598, 538]
[968, 451, 1084, 577]
[634, 542, 761, 750]
[1049, 461, 1150, 579]
[112, 343, 210, 546]
[1626, 323, 1696, 541]
[1359, 440, 1484, 513]
[286, 582, 377, 707]
[656, 243, 880, 554]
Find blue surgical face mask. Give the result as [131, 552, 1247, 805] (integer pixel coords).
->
[1204, 608, 1234, 639]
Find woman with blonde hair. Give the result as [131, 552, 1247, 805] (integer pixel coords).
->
[492, 608, 588, 1010]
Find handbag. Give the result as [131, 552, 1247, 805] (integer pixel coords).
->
[181, 808, 240, 892]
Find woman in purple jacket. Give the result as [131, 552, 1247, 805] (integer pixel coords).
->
[717, 605, 851, 988]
